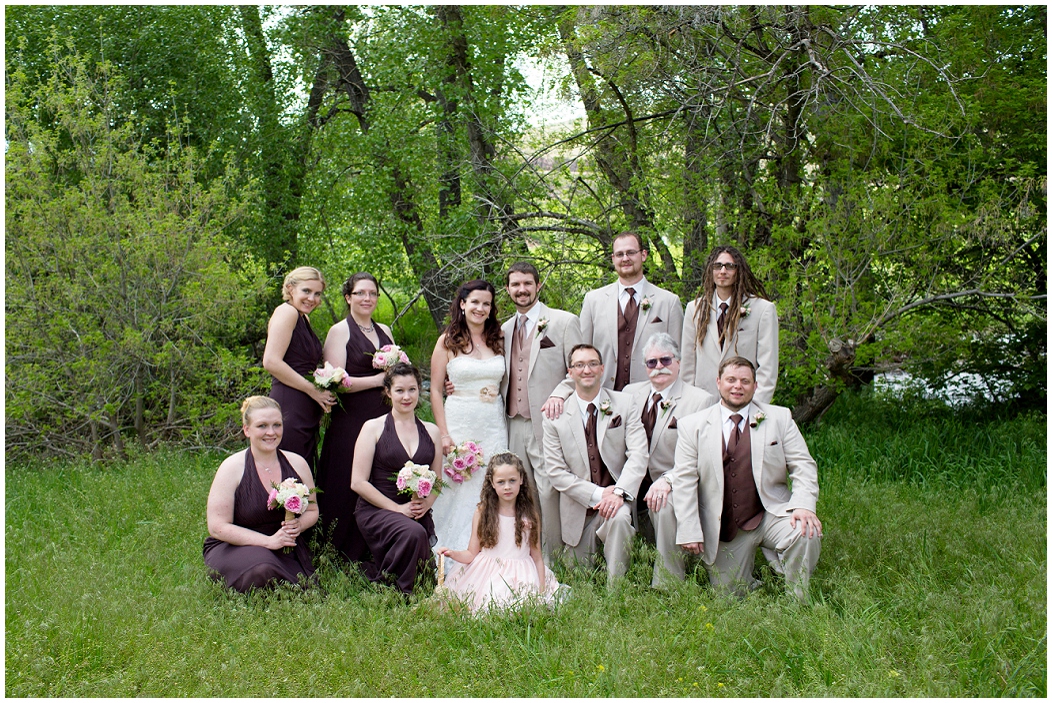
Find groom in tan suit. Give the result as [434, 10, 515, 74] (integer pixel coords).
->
[623, 332, 715, 588]
[542, 344, 649, 586]
[500, 262, 583, 556]
[672, 356, 821, 602]
[579, 232, 684, 391]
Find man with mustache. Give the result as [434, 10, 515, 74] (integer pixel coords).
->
[623, 333, 716, 588]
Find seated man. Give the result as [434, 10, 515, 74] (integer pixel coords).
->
[542, 344, 649, 587]
[623, 332, 715, 588]
[671, 356, 822, 601]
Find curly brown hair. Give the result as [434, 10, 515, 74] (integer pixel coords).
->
[692, 246, 770, 349]
[475, 453, 540, 550]
[443, 280, 504, 356]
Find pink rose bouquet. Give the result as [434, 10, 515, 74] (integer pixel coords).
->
[311, 361, 354, 392]
[266, 477, 317, 552]
[395, 461, 438, 499]
[443, 440, 484, 484]
[371, 344, 411, 371]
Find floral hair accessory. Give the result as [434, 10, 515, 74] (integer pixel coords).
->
[750, 411, 766, 428]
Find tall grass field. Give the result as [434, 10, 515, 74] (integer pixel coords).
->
[5, 392, 1046, 696]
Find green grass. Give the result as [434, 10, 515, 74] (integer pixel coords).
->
[6, 392, 1046, 696]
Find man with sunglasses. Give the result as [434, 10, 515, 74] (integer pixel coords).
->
[623, 333, 716, 588]
[681, 245, 779, 403]
[578, 232, 684, 392]
[542, 344, 649, 587]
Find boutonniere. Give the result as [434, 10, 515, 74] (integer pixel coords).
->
[536, 317, 549, 333]
[750, 411, 766, 428]
[659, 399, 673, 417]
[640, 296, 653, 311]
[598, 400, 613, 416]
[740, 304, 751, 318]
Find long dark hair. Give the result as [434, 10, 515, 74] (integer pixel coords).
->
[693, 246, 770, 349]
[476, 452, 540, 550]
[443, 279, 503, 356]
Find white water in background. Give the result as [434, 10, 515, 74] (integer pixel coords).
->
[873, 370, 1014, 407]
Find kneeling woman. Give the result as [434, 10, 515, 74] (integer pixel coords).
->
[203, 396, 318, 592]
[352, 363, 441, 595]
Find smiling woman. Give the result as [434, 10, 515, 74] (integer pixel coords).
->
[202, 396, 319, 592]
[262, 266, 334, 472]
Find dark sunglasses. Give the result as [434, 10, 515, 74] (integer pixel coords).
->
[644, 356, 675, 369]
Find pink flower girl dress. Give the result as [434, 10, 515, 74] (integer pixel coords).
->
[443, 514, 564, 612]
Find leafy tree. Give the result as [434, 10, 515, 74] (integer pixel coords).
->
[5, 49, 262, 458]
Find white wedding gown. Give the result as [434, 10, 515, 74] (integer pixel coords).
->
[432, 355, 509, 551]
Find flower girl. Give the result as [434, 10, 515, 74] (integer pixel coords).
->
[436, 453, 563, 612]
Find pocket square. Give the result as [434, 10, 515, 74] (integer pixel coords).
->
[769, 440, 779, 446]
[608, 415, 622, 428]
[539, 336, 556, 349]
[668, 417, 678, 429]
[651, 316, 663, 324]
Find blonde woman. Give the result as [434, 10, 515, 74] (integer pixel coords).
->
[262, 266, 335, 471]
[203, 396, 319, 592]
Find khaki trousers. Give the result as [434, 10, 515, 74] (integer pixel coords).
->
[646, 493, 687, 588]
[707, 511, 821, 602]
[565, 503, 635, 588]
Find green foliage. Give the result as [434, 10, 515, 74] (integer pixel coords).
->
[6, 401, 1045, 696]
[5, 48, 263, 458]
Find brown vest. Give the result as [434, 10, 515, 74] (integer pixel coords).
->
[506, 315, 532, 419]
[720, 421, 764, 542]
[614, 291, 638, 390]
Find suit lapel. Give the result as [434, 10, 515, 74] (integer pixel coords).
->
[705, 406, 724, 494]
[595, 389, 611, 447]
[526, 302, 545, 377]
[631, 280, 653, 349]
[649, 378, 680, 448]
[565, 397, 590, 474]
[749, 403, 766, 488]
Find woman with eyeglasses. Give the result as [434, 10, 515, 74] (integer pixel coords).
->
[316, 272, 397, 563]
[680, 246, 779, 404]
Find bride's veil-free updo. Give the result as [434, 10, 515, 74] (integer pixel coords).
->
[241, 396, 281, 425]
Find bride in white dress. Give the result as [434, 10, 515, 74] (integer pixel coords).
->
[430, 280, 509, 552]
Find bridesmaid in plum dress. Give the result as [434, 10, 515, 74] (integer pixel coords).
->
[317, 272, 395, 562]
[351, 364, 442, 596]
[262, 266, 335, 473]
[203, 396, 318, 592]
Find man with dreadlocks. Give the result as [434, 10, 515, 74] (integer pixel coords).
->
[680, 246, 779, 404]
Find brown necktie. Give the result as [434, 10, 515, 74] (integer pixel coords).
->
[585, 403, 602, 483]
[717, 302, 729, 349]
[727, 413, 743, 453]
[642, 392, 662, 445]
[615, 287, 639, 390]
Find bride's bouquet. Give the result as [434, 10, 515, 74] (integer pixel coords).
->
[371, 344, 411, 371]
[396, 461, 438, 499]
[266, 477, 317, 552]
[443, 440, 484, 484]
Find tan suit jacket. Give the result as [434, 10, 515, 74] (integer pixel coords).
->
[680, 295, 778, 403]
[670, 402, 818, 565]
[500, 302, 583, 445]
[579, 280, 684, 390]
[623, 378, 716, 480]
[541, 389, 650, 547]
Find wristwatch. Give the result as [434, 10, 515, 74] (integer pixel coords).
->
[612, 487, 632, 502]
